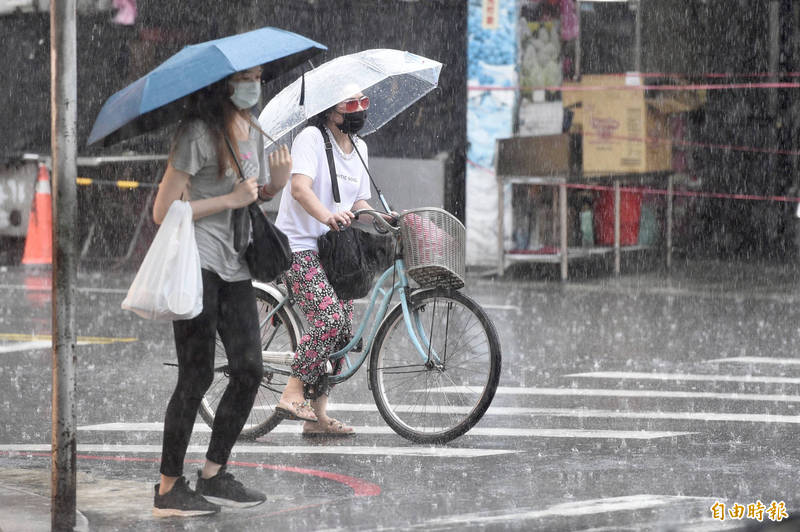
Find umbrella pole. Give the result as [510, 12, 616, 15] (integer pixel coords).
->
[350, 135, 392, 213]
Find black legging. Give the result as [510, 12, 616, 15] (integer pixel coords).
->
[160, 269, 263, 477]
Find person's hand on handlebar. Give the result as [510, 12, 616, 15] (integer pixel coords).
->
[380, 211, 400, 227]
[324, 210, 354, 231]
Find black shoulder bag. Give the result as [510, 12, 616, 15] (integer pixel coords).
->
[315, 124, 375, 300]
[226, 135, 292, 283]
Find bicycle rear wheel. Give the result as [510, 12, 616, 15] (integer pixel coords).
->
[199, 285, 301, 440]
[369, 288, 501, 444]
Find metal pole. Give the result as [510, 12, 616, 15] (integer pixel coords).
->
[768, 0, 779, 197]
[560, 182, 568, 280]
[497, 173, 505, 276]
[51, 0, 78, 529]
[633, 0, 642, 74]
[575, 0, 581, 78]
[614, 180, 621, 275]
[666, 174, 673, 271]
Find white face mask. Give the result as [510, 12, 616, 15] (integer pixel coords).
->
[229, 80, 261, 109]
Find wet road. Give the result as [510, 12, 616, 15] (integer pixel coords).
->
[1, 260, 799, 531]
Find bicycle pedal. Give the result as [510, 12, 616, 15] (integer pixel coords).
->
[352, 338, 363, 352]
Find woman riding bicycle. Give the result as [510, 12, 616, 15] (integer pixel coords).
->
[274, 89, 388, 436]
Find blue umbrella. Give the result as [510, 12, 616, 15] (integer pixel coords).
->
[87, 26, 326, 147]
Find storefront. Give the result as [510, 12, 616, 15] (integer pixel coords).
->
[466, 0, 710, 273]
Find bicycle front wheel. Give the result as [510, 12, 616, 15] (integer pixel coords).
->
[369, 288, 501, 444]
[199, 285, 301, 440]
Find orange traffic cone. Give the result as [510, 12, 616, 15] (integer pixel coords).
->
[21, 164, 53, 265]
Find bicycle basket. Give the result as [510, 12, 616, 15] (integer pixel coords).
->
[399, 208, 465, 289]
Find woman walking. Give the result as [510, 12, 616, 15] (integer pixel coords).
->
[151, 65, 291, 517]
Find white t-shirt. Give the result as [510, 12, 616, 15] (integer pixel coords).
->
[276, 126, 371, 252]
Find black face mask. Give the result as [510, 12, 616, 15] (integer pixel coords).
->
[337, 111, 366, 134]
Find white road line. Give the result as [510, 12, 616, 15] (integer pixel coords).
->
[706, 356, 800, 366]
[0, 341, 50, 353]
[524, 408, 800, 424]
[0, 340, 96, 354]
[0, 443, 512, 458]
[563, 282, 800, 304]
[477, 304, 520, 311]
[566, 371, 800, 385]
[262, 403, 800, 424]
[414, 494, 709, 528]
[77, 422, 694, 440]
[428, 386, 800, 403]
[0, 283, 128, 295]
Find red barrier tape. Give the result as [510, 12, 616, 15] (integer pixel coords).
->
[468, 81, 800, 92]
[580, 131, 800, 157]
[566, 183, 800, 203]
[465, 159, 800, 204]
[557, 71, 800, 80]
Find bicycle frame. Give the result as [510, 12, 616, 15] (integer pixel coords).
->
[259, 255, 446, 385]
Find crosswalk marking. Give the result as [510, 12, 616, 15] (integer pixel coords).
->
[565, 371, 800, 385]
[254, 403, 800, 425]
[522, 408, 800, 424]
[563, 282, 800, 304]
[0, 333, 137, 353]
[413, 494, 710, 527]
[0, 443, 512, 458]
[77, 422, 694, 440]
[429, 386, 800, 403]
[706, 356, 800, 366]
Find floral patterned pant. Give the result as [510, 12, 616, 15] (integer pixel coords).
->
[285, 250, 353, 397]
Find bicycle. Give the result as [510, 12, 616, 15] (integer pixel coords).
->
[199, 207, 502, 444]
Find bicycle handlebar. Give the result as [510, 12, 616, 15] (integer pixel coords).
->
[352, 209, 401, 235]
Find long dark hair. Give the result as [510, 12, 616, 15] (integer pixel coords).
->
[307, 107, 334, 130]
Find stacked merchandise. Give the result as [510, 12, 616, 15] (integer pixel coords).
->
[516, 0, 577, 136]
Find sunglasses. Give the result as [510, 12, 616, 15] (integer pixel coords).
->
[339, 96, 370, 113]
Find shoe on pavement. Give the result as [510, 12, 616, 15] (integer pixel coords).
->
[195, 467, 266, 508]
[153, 476, 221, 517]
[302, 417, 355, 437]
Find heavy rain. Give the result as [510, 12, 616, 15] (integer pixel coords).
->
[1, 0, 800, 531]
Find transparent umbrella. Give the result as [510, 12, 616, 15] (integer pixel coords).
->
[258, 48, 443, 149]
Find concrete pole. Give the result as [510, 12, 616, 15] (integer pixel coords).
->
[50, 0, 79, 529]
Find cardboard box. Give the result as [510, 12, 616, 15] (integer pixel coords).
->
[495, 134, 579, 176]
[562, 75, 704, 176]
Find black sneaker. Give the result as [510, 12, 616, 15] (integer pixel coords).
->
[195, 467, 266, 508]
[153, 476, 221, 517]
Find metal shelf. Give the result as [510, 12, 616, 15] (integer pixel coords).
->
[504, 245, 653, 264]
[497, 173, 664, 280]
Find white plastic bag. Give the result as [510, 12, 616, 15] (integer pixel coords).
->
[121, 200, 203, 320]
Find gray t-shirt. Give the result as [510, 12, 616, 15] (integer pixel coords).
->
[170, 119, 267, 282]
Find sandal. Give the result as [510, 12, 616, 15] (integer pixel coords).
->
[302, 417, 355, 437]
[275, 400, 318, 422]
